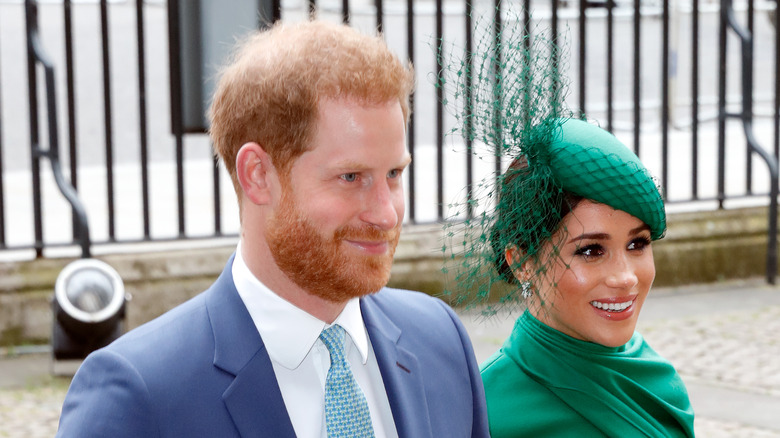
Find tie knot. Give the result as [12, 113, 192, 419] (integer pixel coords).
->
[320, 324, 346, 362]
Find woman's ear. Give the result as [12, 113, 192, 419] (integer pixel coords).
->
[236, 142, 277, 206]
[505, 244, 531, 283]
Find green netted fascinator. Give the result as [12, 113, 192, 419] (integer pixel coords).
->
[546, 118, 666, 240]
[439, 6, 665, 313]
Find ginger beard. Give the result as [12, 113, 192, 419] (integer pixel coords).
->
[266, 191, 401, 303]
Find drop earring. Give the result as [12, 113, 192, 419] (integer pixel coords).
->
[521, 281, 532, 299]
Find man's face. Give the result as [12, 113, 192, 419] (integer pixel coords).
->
[266, 98, 410, 303]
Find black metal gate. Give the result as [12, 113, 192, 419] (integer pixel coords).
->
[8, 0, 780, 280]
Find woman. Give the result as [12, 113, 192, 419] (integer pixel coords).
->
[479, 117, 695, 437]
[437, 10, 694, 435]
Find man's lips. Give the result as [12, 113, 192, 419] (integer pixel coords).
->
[345, 240, 389, 254]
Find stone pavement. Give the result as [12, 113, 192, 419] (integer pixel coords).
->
[2, 280, 780, 437]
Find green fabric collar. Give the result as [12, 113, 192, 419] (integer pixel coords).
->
[502, 311, 695, 437]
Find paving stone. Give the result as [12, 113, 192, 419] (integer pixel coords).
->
[2, 289, 780, 436]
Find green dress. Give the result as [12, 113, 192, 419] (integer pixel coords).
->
[480, 311, 695, 437]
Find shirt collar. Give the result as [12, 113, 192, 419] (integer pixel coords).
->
[332, 298, 370, 364]
[232, 242, 370, 369]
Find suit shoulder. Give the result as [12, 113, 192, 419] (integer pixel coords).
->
[113, 292, 209, 345]
[362, 288, 468, 347]
[91, 290, 216, 377]
[368, 286, 449, 309]
[365, 287, 455, 320]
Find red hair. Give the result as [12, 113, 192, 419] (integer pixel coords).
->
[209, 20, 415, 197]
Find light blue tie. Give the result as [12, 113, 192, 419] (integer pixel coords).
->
[320, 325, 376, 438]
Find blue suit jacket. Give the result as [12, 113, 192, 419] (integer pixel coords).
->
[57, 256, 489, 437]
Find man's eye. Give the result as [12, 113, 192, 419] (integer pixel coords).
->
[388, 169, 400, 179]
[341, 173, 358, 182]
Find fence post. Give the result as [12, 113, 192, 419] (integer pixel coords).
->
[720, 0, 779, 284]
[24, 0, 44, 257]
[24, 0, 92, 258]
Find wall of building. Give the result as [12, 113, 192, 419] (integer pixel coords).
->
[1, 207, 777, 346]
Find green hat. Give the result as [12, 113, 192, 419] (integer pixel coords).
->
[485, 117, 665, 287]
[547, 118, 666, 240]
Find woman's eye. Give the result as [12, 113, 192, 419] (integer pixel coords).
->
[628, 236, 651, 251]
[341, 173, 358, 182]
[575, 244, 604, 259]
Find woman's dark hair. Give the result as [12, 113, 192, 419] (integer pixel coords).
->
[491, 155, 583, 283]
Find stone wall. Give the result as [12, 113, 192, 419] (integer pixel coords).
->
[0, 207, 777, 346]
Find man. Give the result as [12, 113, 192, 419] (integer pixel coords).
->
[56, 20, 489, 437]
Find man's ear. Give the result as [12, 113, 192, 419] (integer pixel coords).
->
[505, 244, 530, 283]
[236, 142, 277, 206]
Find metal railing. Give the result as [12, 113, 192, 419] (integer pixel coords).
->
[3, 0, 779, 279]
[720, 0, 779, 283]
[24, 0, 92, 258]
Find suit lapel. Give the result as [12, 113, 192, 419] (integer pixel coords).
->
[361, 295, 434, 438]
[221, 353, 296, 438]
[206, 256, 296, 438]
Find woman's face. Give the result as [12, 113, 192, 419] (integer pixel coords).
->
[512, 199, 656, 347]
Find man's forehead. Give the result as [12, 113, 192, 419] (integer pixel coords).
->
[315, 96, 402, 112]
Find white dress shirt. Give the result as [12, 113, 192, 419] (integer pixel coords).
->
[232, 244, 399, 438]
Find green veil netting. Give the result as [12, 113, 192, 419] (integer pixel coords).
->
[438, 5, 665, 315]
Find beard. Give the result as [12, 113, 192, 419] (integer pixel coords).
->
[266, 193, 401, 303]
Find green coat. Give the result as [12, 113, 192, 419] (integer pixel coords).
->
[480, 311, 695, 437]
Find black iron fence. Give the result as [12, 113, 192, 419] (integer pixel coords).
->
[4, 0, 780, 276]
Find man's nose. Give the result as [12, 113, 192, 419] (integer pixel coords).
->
[359, 182, 400, 230]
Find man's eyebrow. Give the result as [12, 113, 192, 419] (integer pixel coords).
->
[333, 154, 412, 171]
[332, 160, 370, 171]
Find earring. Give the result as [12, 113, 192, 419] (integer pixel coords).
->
[521, 281, 533, 299]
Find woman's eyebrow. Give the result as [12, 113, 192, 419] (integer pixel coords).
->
[629, 224, 652, 235]
[567, 232, 609, 244]
[568, 224, 651, 244]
